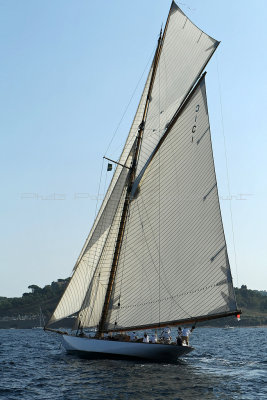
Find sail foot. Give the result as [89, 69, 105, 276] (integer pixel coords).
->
[105, 310, 242, 333]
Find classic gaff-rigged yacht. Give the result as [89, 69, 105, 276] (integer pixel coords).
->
[45, 1, 241, 361]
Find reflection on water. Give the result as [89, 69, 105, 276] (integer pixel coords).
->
[0, 328, 266, 399]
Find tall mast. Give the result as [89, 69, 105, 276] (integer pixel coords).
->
[97, 6, 173, 336]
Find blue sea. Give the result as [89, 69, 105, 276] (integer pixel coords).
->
[0, 327, 266, 399]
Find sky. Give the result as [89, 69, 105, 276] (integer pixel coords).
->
[0, 0, 266, 298]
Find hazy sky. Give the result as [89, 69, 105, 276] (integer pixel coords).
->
[0, 0, 266, 297]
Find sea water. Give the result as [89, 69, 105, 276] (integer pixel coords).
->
[0, 327, 266, 399]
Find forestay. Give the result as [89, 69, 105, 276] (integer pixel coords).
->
[106, 77, 237, 332]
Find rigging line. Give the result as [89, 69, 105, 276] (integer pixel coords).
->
[94, 157, 105, 220]
[162, 38, 168, 131]
[115, 206, 133, 325]
[158, 50, 161, 327]
[104, 49, 155, 158]
[216, 53, 239, 287]
[178, 2, 196, 12]
[111, 205, 130, 327]
[102, 164, 109, 201]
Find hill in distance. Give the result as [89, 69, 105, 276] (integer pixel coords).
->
[0, 281, 266, 328]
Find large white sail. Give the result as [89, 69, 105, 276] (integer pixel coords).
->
[48, 165, 130, 324]
[106, 77, 237, 331]
[136, 2, 219, 176]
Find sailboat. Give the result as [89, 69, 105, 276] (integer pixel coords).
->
[45, 1, 241, 361]
[33, 307, 45, 329]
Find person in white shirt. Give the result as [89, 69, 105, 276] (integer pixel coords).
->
[143, 332, 149, 343]
[151, 333, 158, 344]
[181, 326, 195, 346]
[166, 327, 171, 335]
[160, 327, 172, 344]
[129, 331, 137, 341]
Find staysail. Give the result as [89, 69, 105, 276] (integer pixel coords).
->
[48, 164, 130, 324]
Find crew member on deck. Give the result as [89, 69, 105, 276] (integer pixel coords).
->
[78, 329, 85, 337]
[181, 326, 195, 346]
[129, 331, 137, 341]
[161, 327, 172, 344]
[143, 332, 149, 343]
[151, 333, 158, 343]
[177, 327, 183, 346]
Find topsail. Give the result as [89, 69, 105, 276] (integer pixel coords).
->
[135, 2, 219, 176]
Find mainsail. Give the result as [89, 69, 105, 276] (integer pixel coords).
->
[47, 1, 239, 331]
[106, 76, 237, 332]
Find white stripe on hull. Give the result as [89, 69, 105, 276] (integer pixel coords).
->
[61, 335, 193, 361]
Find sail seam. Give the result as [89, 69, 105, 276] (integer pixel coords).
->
[197, 126, 210, 144]
[203, 183, 217, 201]
[116, 280, 231, 311]
[211, 245, 226, 262]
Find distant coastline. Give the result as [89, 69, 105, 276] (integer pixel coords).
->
[0, 281, 266, 329]
[0, 317, 74, 330]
